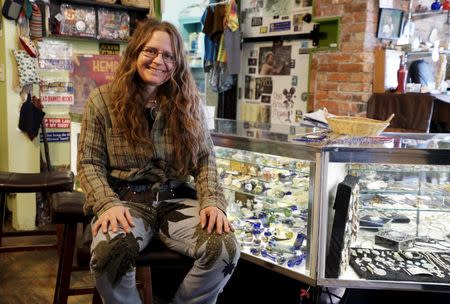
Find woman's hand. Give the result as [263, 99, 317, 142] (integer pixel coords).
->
[200, 206, 234, 235]
[92, 205, 135, 236]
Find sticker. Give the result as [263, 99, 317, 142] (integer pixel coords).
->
[248, 58, 257, 66]
[295, 110, 303, 122]
[301, 41, 309, 48]
[41, 93, 74, 105]
[290, 59, 296, 68]
[40, 132, 70, 143]
[293, 14, 304, 32]
[292, 76, 298, 86]
[99, 43, 120, 55]
[260, 26, 268, 34]
[251, 17, 263, 26]
[249, 67, 256, 74]
[44, 118, 71, 129]
[299, 48, 309, 54]
[270, 21, 291, 32]
[301, 92, 308, 101]
[281, 16, 289, 20]
[249, 50, 258, 57]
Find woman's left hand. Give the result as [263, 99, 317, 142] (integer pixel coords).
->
[200, 206, 234, 235]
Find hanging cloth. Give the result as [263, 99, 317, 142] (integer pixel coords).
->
[19, 93, 45, 140]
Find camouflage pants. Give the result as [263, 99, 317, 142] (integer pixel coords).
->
[90, 198, 239, 304]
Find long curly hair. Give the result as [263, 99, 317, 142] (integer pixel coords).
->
[110, 18, 206, 175]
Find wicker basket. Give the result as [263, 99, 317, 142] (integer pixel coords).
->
[121, 0, 151, 9]
[327, 114, 395, 136]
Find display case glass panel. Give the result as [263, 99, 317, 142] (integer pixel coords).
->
[318, 133, 450, 291]
[211, 119, 321, 284]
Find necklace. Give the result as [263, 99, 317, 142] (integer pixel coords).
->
[146, 99, 157, 107]
[145, 99, 159, 120]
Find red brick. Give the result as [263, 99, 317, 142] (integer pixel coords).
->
[318, 64, 340, 72]
[317, 82, 339, 91]
[340, 82, 372, 92]
[327, 72, 351, 82]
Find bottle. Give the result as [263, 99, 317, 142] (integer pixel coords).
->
[444, 0, 450, 10]
[431, 0, 442, 10]
[396, 55, 407, 94]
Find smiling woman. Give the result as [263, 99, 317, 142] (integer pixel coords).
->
[77, 18, 239, 304]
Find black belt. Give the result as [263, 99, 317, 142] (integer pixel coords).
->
[116, 180, 196, 202]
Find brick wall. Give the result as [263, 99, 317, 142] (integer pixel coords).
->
[309, 0, 449, 115]
[309, 0, 379, 115]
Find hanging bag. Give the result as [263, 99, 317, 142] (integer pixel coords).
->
[2, 0, 22, 20]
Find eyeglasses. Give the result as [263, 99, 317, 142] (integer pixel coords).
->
[141, 47, 176, 63]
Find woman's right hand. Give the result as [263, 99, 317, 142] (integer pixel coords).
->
[92, 205, 135, 236]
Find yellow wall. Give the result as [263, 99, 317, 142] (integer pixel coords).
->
[0, 26, 126, 229]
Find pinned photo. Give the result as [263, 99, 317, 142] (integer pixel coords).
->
[261, 95, 271, 103]
[249, 67, 256, 74]
[248, 58, 257, 66]
[251, 17, 263, 26]
[259, 45, 292, 75]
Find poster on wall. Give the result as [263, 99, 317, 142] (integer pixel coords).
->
[239, 40, 310, 131]
[70, 54, 121, 114]
[241, 0, 314, 38]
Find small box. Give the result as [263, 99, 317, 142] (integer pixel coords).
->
[359, 215, 391, 231]
[375, 230, 415, 251]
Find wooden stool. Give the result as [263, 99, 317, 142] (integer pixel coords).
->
[0, 171, 74, 253]
[51, 191, 193, 304]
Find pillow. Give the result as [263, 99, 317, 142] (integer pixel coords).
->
[13, 50, 40, 87]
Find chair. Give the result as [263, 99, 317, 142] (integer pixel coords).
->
[51, 191, 193, 304]
[0, 121, 74, 253]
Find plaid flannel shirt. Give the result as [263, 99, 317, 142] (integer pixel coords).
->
[77, 84, 226, 215]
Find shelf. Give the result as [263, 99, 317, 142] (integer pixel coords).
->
[359, 205, 450, 213]
[54, 0, 150, 13]
[411, 9, 447, 20]
[47, 34, 128, 44]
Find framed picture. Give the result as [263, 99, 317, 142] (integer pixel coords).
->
[376, 8, 404, 40]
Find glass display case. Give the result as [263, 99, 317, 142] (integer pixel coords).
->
[317, 133, 450, 292]
[211, 120, 322, 285]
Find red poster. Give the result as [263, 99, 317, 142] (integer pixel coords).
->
[70, 54, 121, 114]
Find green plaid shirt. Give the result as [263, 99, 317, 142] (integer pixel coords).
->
[77, 84, 226, 215]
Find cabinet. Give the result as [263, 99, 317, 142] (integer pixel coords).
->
[179, 15, 205, 94]
[211, 120, 322, 284]
[44, 0, 149, 42]
[317, 133, 450, 291]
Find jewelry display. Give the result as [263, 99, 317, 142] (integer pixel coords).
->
[350, 248, 449, 283]
[330, 162, 449, 286]
[216, 146, 312, 271]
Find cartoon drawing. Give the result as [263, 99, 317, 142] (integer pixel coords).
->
[282, 87, 296, 122]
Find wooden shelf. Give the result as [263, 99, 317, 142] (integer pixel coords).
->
[55, 0, 149, 13]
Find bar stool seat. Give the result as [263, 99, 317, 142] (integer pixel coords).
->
[0, 171, 74, 253]
[51, 191, 193, 304]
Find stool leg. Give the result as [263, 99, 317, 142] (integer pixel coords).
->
[92, 288, 102, 304]
[137, 266, 153, 304]
[53, 222, 77, 304]
[0, 193, 6, 247]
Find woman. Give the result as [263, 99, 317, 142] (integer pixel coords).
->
[77, 18, 239, 304]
